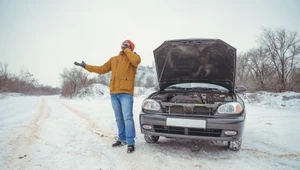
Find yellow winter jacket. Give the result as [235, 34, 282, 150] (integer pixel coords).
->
[85, 48, 141, 95]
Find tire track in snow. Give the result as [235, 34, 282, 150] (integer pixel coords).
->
[243, 148, 300, 160]
[57, 101, 138, 169]
[58, 101, 115, 144]
[58, 101, 165, 170]
[5, 98, 49, 169]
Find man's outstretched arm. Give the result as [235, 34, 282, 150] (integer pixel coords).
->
[74, 59, 112, 74]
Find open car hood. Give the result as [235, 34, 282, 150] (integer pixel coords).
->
[153, 39, 236, 92]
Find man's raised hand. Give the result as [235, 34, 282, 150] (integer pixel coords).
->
[74, 61, 86, 68]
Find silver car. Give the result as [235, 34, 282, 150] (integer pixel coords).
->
[139, 39, 247, 151]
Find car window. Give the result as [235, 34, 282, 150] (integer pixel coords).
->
[166, 83, 229, 92]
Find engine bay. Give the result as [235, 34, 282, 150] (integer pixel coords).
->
[150, 92, 235, 115]
[150, 92, 234, 104]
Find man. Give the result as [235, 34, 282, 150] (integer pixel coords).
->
[74, 40, 141, 153]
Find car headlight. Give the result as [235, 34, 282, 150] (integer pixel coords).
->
[142, 99, 161, 111]
[217, 102, 243, 114]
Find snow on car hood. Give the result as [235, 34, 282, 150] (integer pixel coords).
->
[153, 39, 236, 92]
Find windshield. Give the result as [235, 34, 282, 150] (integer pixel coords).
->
[165, 83, 229, 92]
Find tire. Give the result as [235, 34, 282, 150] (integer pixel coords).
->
[144, 135, 160, 143]
[228, 139, 242, 151]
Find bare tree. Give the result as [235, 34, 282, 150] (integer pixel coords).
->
[60, 67, 92, 98]
[236, 53, 251, 86]
[259, 27, 300, 91]
[245, 47, 275, 91]
[18, 68, 38, 94]
[0, 62, 9, 92]
[289, 67, 300, 92]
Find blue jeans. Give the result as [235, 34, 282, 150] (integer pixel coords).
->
[110, 93, 135, 145]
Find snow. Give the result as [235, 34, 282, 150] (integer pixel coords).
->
[1, 89, 300, 170]
[244, 91, 300, 111]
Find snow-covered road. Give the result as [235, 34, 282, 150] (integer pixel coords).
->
[0, 95, 299, 170]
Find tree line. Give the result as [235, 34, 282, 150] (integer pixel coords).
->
[236, 27, 300, 92]
[0, 63, 60, 95]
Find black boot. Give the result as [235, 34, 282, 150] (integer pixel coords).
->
[127, 145, 135, 153]
[112, 141, 126, 147]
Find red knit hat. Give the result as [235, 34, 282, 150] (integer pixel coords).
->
[125, 40, 135, 51]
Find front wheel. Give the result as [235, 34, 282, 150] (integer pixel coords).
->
[144, 135, 160, 143]
[228, 139, 242, 151]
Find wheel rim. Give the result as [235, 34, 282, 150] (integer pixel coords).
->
[229, 140, 242, 150]
[145, 135, 152, 141]
[144, 135, 159, 143]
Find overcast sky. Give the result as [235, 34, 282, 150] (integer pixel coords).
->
[0, 0, 299, 87]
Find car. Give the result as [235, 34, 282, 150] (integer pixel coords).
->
[139, 38, 247, 151]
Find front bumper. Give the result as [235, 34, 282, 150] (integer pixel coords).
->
[139, 113, 245, 141]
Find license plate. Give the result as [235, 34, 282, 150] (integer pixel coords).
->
[166, 118, 206, 128]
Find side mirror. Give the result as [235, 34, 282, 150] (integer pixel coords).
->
[235, 85, 247, 93]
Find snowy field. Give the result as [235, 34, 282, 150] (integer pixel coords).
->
[0, 91, 300, 170]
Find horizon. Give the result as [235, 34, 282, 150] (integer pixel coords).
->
[1, 0, 300, 87]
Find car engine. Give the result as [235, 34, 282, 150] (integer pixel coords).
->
[150, 92, 234, 115]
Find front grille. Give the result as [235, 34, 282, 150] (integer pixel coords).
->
[165, 106, 212, 115]
[154, 125, 222, 137]
[169, 106, 183, 113]
[193, 106, 211, 115]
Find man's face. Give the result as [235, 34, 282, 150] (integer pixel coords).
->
[121, 40, 130, 50]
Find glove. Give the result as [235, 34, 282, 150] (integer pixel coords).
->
[74, 61, 86, 68]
